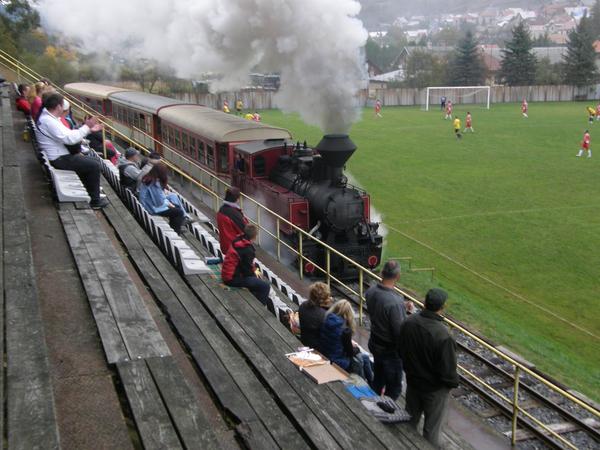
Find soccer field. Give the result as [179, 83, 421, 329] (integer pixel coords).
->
[259, 102, 600, 401]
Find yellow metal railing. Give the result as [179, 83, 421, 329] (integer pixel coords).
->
[3, 50, 597, 448]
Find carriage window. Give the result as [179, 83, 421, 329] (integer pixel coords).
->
[190, 137, 197, 158]
[206, 144, 214, 168]
[174, 129, 181, 149]
[166, 127, 172, 146]
[198, 141, 206, 164]
[127, 109, 134, 126]
[161, 123, 167, 141]
[182, 133, 189, 155]
[254, 155, 266, 177]
[218, 144, 228, 172]
[138, 113, 145, 132]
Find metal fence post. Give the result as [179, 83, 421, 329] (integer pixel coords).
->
[298, 233, 303, 280]
[359, 270, 364, 326]
[326, 249, 331, 287]
[257, 207, 261, 246]
[102, 127, 107, 159]
[511, 366, 521, 446]
[276, 218, 281, 261]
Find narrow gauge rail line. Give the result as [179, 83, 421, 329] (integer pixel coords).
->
[330, 281, 600, 450]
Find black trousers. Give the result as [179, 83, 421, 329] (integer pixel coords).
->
[51, 154, 101, 202]
[372, 353, 403, 400]
[157, 207, 185, 234]
[406, 385, 450, 448]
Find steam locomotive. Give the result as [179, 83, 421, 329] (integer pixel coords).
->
[64, 83, 383, 279]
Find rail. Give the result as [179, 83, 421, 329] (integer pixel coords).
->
[2, 50, 598, 448]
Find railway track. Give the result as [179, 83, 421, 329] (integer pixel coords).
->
[331, 281, 600, 450]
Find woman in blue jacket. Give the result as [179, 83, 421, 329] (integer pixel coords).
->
[318, 300, 374, 385]
[139, 163, 186, 234]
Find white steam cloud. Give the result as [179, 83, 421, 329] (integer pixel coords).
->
[36, 0, 368, 133]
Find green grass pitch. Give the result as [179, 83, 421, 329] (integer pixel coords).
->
[259, 102, 600, 401]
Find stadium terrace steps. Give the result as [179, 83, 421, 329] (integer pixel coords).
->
[98, 164, 431, 448]
[58, 207, 170, 363]
[1, 89, 60, 449]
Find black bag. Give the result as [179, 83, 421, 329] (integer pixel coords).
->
[65, 143, 82, 155]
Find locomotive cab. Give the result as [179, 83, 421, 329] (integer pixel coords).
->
[233, 135, 383, 279]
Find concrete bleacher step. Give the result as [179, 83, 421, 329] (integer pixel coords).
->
[3, 165, 60, 450]
[59, 207, 170, 364]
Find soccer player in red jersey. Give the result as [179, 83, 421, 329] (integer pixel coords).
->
[521, 98, 528, 118]
[464, 112, 474, 132]
[374, 99, 383, 118]
[444, 100, 453, 120]
[577, 130, 592, 158]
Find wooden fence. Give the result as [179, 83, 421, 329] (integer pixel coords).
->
[168, 84, 600, 109]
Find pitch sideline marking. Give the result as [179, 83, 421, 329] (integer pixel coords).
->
[386, 224, 600, 340]
[395, 203, 600, 224]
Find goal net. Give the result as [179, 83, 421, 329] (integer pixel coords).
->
[423, 86, 491, 111]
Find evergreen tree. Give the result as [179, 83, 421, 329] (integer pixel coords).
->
[590, 0, 600, 38]
[446, 30, 486, 86]
[563, 17, 599, 87]
[499, 22, 537, 86]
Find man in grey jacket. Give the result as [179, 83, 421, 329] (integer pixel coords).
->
[118, 148, 142, 192]
[366, 260, 413, 400]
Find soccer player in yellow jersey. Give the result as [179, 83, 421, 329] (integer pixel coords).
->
[453, 117, 462, 139]
[587, 106, 596, 124]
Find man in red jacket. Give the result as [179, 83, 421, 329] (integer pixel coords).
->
[221, 224, 270, 306]
[217, 187, 248, 253]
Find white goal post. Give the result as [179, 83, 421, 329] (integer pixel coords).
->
[424, 86, 491, 111]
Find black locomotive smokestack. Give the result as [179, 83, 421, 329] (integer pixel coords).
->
[315, 134, 356, 168]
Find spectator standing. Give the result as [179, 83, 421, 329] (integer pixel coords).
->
[318, 300, 374, 384]
[366, 260, 411, 400]
[398, 289, 459, 448]
[118, 148, 142, 192]
[299, 282, 333, 350]
[221, 224, 271, 306]
[35, 93, 107, 209]
[139, 163, 187, 234]
[15, 84, 31, 116]
[216, 187, 248, 253]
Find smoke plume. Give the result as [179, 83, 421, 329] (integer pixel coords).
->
[36, 0, 368, 133]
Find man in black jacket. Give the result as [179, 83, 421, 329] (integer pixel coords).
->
[366, 260, 411, 399]
[398, 288, 459, 448]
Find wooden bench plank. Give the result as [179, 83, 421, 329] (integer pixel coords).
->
[99, 188, 302, 449]
[69, 209, 171, 361]
[3, 166, 60, 450]
[189, 275, 391, 450]
[0, 138, 4, 448]
[185, 224, 428, 449]
[146, 356, 224, 450]
[59, 210, 130, 363]
[117, 359, 182, 450]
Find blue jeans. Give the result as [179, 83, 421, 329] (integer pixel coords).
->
[372, 355, 403, 400]
[352, 353, 374, 385]
[166, 194, 188, 217]
[227, 276, 271, 306]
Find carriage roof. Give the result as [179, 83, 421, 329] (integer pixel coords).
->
[108, 91, 185, 115]
[64, 83, 131, 100]
[158, 104, 292, 143]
